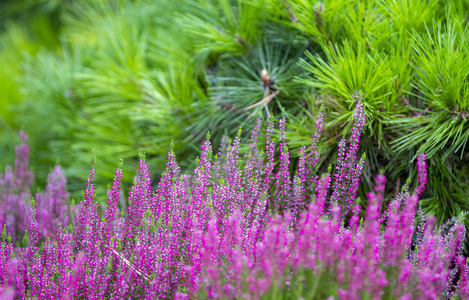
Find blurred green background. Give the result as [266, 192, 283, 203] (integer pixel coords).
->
[1, 0, 469, 228]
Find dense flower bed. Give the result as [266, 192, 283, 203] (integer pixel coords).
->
[1, 103, 468, 299]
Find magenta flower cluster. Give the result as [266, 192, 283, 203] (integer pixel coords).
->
[1, 103, 468, 299]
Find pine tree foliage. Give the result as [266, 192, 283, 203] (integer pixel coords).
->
[394, 23, 469, 160]
[299, 41, 409, 147]
[0, 16, 58, 171]
[191, 39, 309, 145]
[180, 0, 267, 56]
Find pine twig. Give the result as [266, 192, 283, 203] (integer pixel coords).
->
[245, 88, 281, 111]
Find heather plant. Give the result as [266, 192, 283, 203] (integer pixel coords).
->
[0, 131, 72, 244]
[1, 103, 469, 299]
